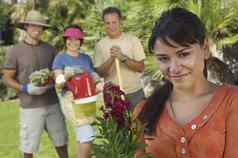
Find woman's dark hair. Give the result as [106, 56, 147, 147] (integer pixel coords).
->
[139, 7, 207, 135]
[149, 7, 206, 51]
[102, 6, 122, 20]
[63, 25, 84, 46]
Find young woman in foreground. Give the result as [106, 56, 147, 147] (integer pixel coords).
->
[134, 7, 238, 158]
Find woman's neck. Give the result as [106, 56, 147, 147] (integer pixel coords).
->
[171, 80, 216, 102]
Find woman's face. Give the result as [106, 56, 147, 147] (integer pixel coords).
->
[66, 37, 81, 52]
[153, 38, 209, 89]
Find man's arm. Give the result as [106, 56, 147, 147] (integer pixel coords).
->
[123, 58, 144, 73]
[110, 46, 145, 73]
[2, 69, 21, 92]
[124, 36, 145, 73]
[95, 56, 115, 77]
[3, 69, 50, 95]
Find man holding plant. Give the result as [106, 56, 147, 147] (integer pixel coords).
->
[2, 10, 68, 158]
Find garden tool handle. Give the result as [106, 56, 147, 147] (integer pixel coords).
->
[115, 58, 125, 100]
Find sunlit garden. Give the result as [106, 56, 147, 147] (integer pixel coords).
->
[1, 0, 238, 158]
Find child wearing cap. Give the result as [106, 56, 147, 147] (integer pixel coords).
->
[52, 25, 98, 158]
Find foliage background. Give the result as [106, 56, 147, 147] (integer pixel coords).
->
[0, 0, 237, 98]
[1, 0, 238, 74]
[0, 0, 238, 157]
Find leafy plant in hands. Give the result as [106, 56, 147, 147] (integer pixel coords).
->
[29, 68, 54, 87]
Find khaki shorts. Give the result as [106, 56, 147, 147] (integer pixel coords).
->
[20, 104, 68, 153]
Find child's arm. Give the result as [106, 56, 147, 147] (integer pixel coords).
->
[54, 69, 65, 89]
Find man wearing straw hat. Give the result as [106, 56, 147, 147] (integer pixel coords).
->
[3, 10, 68, 158]
[94, 6, 146, 108]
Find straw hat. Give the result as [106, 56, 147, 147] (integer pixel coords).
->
[18, 10, 50, 29]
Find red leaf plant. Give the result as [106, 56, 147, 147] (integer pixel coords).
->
[102, 82, 131, 128]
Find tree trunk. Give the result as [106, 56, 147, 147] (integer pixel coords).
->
[32, 0, 40, 9]
[32, 0, 36, 9]
[11, 0, 17, 4]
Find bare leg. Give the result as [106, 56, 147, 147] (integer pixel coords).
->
[55, 144, 68, 158]
[76, 142, 92, 158]
[23, 153, 33, 158]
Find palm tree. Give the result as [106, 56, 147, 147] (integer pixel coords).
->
[170, 0, 238, 83]
[171, 0, 238, 56]
[143, 0, 238, 83]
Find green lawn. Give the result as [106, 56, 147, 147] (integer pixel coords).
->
[0, 100, 77, 158]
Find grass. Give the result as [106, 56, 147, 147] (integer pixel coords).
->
[0, 100, 77, 158]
